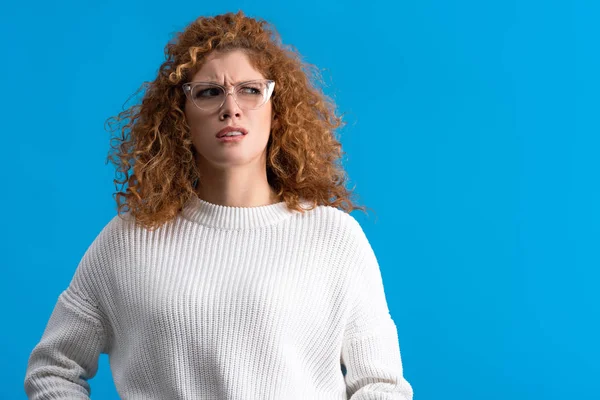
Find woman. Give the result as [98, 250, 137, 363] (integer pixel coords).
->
[24, 10, 414, 400]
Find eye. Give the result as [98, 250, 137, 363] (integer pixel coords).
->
[239, 86, 261, 95]
[195, 87, 222, 97]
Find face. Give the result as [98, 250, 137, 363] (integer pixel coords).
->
[184, 49, 274, 171]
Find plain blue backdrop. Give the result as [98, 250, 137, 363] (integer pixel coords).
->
[1, 0, 597, 399]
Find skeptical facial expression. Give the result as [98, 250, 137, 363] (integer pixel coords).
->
[183, 49, 274, 170]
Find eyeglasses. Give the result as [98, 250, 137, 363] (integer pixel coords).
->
[182, 79, 275, 111]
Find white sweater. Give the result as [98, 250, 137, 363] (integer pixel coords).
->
[24, 195, 414, 400]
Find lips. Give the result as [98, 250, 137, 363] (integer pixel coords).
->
[216, 126, 249, 138]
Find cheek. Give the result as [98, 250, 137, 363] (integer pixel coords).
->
[185, 107, 200, 125]
[185, 110, 210, 136]
[260, 105, 273, 131]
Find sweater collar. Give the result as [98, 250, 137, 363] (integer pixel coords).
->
[181, 194, 300, 230]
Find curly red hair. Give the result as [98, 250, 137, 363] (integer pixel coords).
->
[105, 10, 369, 230]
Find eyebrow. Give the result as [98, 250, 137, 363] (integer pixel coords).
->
[197, 79, 260, 85]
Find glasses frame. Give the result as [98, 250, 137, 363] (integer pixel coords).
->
[182, 79, 275, 111]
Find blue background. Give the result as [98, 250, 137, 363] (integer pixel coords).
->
[2, 0, 598, 399]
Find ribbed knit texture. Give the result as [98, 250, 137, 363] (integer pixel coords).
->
[24, 195, 414, 400]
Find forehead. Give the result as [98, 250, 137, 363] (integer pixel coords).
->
[191, 50, 264, 84]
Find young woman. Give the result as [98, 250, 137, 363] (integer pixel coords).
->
[24, 10, 414, 400]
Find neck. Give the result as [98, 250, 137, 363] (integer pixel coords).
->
[194, 157, 281, 208]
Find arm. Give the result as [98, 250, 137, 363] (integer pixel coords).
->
[341, 223, 414, 400]
[24, 287, 109, 399]
[24, 220, 116, 399]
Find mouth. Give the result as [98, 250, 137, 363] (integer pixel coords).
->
[217, 133, 247, 143]
[216, 126, 249, 138]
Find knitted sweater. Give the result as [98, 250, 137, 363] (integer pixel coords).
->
[24, 195, 414, 400]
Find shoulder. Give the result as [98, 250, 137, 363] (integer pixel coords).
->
[296, 202, 370, 248]
[79, 211, 140, 263]
[72, 211, 144, 282]
[67, 213, 132, 297]
[93, 211, 136, 243]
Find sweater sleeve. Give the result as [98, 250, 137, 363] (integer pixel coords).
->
[24, 221, 115, 400]
[341, 222, 414, 400]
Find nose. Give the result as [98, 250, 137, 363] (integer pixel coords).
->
[219, 89, 242, 120]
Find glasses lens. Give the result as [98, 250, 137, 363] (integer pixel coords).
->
[235, 81, 268, 110]
[190, 84, 225, 111]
